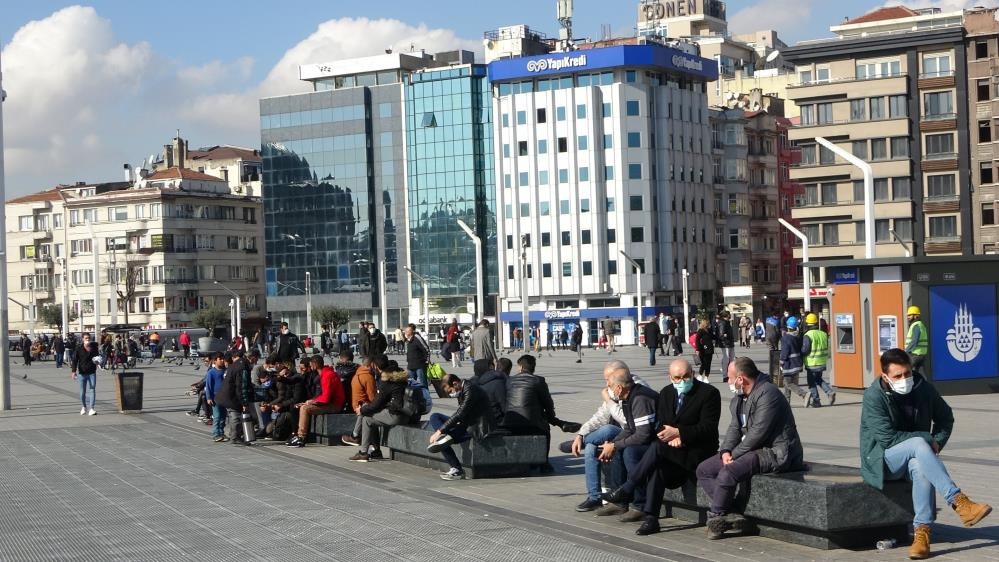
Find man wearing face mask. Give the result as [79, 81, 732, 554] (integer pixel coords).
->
[426, 374, 497, 481]
[274, 322, 305, 368]
[861, 349, 991, 560]
[696, 357, 803, 540]
[366, 323, 388, 357]
[601, 359, 721, 535]
[71, 333, 101, 416]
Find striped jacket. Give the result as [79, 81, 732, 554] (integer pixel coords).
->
[612, 383, 659, 449]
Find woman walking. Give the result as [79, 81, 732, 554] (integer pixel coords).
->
[694, 319, 715, 383]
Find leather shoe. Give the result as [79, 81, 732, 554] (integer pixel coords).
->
[601, 486, 634, 506]
[635, 516, 661, 536]
[619, 509, 645, 523]
[594, 503, 628, 517]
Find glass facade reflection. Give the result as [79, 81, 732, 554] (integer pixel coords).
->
[404, 65, 497, 308]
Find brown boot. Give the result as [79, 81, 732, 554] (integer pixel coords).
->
[909, 524, 931, 560]
[952, 492, 993, 527]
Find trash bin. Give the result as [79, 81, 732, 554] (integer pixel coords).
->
[114, 371, 144, 413]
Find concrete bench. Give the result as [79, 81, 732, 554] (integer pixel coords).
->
[661, 462, 913, 549]
[383, 423, 549, 479]
[309, 413, 358, 445]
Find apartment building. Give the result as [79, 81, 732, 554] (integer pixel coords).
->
[966, 7, 999, 253]
[783, 6, 971, 297]
[5, 140, 265, 334]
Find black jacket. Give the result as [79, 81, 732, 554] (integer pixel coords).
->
[357, 329, 371, 357]
[273, 373, 306, 411]
[715, 319, 735, 348]
[471, 369, 508, 424]
[440, 381, 494, 437]
[52, 337, 65, 354]
[71, 342, 100, 375]
[274, 332, 304, 363]
[334, 362, 358, 407]
[405, 334, 430, 371]
[643, 322, 661, 348]
[652, 380, 721, 487]
[721, 378, 804, 473]
[613, 384, 659, 448]
[695, 328, 715, 354]
[571, 327, 583, 345]
[216, 359, 252, 410]
[359, 369, 409, 417]
[367, 331, 388, 357]
[500, 372, 558, 435]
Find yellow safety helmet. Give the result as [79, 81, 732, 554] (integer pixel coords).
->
[907, 306, 921, 316]
[805, 313, 818, 325]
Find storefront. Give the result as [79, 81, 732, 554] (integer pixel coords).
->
[499, 305, 690, 348]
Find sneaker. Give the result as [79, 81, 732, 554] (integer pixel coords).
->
[706, 512, 746, 539]
[341, 434, 360, 446]
[575, 498, 603, 512]
[367, 449, 384, 460]
[203, 419, 213, 426]
[185, 410, 198, 417]
[427, 434, 454, 454]
[286, 435, 303, 447]
[213, 436, 229, 443]
[348, 452, 370, 462]
[829, 392, 836, 406]
[80, 407, 87, 415]
[440, 468, 465, 481]
[87, 409, 97, 416]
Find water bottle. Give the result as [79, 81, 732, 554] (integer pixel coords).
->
[876, 539, 897, 550]
[241, 413, 256, 443]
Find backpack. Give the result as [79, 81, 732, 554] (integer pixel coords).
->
[401, 380, 432, 417]
[688, 332, 698, 347]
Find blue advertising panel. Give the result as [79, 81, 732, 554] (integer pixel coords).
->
[487, 45, 719, 82]
[830, 267, 859, 284]
[929, 284, 998, 381]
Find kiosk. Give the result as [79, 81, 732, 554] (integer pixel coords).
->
[810, 256, 999, 395]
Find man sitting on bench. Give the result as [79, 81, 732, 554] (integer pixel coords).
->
[427, 374, 498, 481]
[602, 358, 721, 535]
[861, 348, 991, 560]
[696, 357, 803, 539]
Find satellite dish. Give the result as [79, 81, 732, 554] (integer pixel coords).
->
[486, 40, 495, 49]
[765, 50, 781, 63]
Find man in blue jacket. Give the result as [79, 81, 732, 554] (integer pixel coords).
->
[203, 353, 227, 442]
[779, 316, 808, 403]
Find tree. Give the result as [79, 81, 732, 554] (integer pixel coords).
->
[107, 252, 142, 324]
[38, 304, 78, 330]
[313, 305, 351, 332]
[192, 306, 230, 333]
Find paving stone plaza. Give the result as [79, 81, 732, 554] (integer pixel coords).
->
[0, 346, 996, 561]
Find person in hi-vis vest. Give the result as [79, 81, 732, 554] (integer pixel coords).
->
[905, 305, 929, 375]
[801, 313, 836, 408]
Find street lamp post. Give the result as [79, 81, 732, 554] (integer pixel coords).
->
[815, 136, 874, 259]
[228, 298, 235, 340]
[27, 278, 35, 338]
[779, 218, 812, 313]
[520, 235, 529, 353]
[214, 280, 241, 338]
[305, 271, 312, 341]
[378, 260, 388, 331]
[56, 257, 69, 339]
[619, 250, 643, 345]
[456, 219, 484, 322]
[87, 222, 101, 339]
[681, 268, 691, 344]
[404, 266, 430, 337]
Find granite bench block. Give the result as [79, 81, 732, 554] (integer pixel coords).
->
[384, 423, 549, 479]
[661, 462, 913, 549]
[309, 413, 358, 445]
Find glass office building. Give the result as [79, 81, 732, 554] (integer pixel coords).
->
[404, 65, 497, 314]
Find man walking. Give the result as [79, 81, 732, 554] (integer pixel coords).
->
[905, 305, 928, 376]
[469, 319, 497, 364]
[274, 322, 305, 368]
[779, 316, 809, 403]
[696, 357, 803, 539]
[642, 316, 661, 366]
[801, 313, 836, 407]
[404, 324, 431, 387]
[70, 333, 101, 416]
[571, 324, 584, 363]
[658, 313, 670, 356]
[861, 349, 991, 559]
[715, 311, 735, 382]
[602, 317, 616, 354]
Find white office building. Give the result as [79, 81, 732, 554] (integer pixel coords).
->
[489, 37, 719, 346]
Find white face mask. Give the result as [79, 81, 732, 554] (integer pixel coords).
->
[607, 387, 619, 402]
[368, 328, 376, 335]
[448, 390, 459, 399]
[729, 379, 744, 395]
[884, 374, 914, 395]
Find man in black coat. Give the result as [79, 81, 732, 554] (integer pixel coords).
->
[642, 317, 661, 367]
[603, 358, 721, 535]
[70, 333, 102, 415]
[427, 373, 497, 480]
[273, 322, 305, 367]
[469, 359, 507, 424]
[499, 355, 570, 436]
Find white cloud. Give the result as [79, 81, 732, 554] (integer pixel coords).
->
[728, 0, 816, 37]
[2, 9, 479, 196]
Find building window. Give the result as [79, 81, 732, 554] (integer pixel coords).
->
[606, 197, 615, 211]
[819, 145, 835, 164]
[558, 169, 569, 183]
[541, 232, 551, 247]
[876, 219, 890, 242]
[927, 174, 956, 198]
[602, 134, 613, 149]
[816, 103, 833, 124]
[504, 174, 511, 189]
[924, 133, 954, 158]
[627, 132, 641, 148]
[976, 41, 989, 60]
[504, 204, 512, 218]
[852, 180, 864, 202]
[577, 135, 588, 150]
[626, 100, 640, 116]
[518, 141, 528, 156]
[980, 120, 993, 144]
[578, 167, 589, 182]
[983, 203, 996, 226]
[850, 99, 866, 121]
[560, 231, 570, 245]
[875, 178, 889, 201]
[542, 263, 552, 278]
[560, 200, 570, 214]
[982, 162, 995, 185]
[923, 91, 953, 118]
[800, 105, 815, 126]
[890, 137, 908, 158]
[893, 177, 912, 200]
[608, 260, 617, 274]
[894, 218, 913, 241]
[582, 261, 593, 276]
[800, 145, 816, 165]
[822, 223, 839, 245]
[556, 106, 566, 121]
[501, 114, 509, 127]
[977, 79, 991, 101]
[538, 139, 548, 154]
[921, 52, 951, 78]
[821, 183, 837, 205]
[576, 104, 587, 119]
[815, 67, 830, 83]
[540, 202, 550, 216]
[856, 59, 901, 79]
[602, 102, 612, 117]
[607, 228, 616, 243]
[805, 184, 819, 205]
[888, 95, 907, 118]
[538, 170, 549, 185]
[631, 227, 644, 242]
[628, 164, 642, 179]
[928, 215, 957, 238]
[852, 140, 868, 159]
[581, 229, 591, 244]
[562, 262, 572, 277]
[869, 97, 885, 120]
[799, 69, 812, 84]
[871, 138, 887, 160]
[516, 110, 526, 125]
[519, 172, 529, 186]
[507, 265, 514, 279]
[630, 195, 643, 211]
[604, 166, 614, 180]
[537, 108, 547, 123]
[557, 137, 568, 152]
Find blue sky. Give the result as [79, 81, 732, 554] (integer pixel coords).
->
[0, 0, 975, 196]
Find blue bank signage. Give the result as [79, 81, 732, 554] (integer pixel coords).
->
[830, 267, 859, 284]
[929, 284, 998, 381]
[488, 44, 719, 82]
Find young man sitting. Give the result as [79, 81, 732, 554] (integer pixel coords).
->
[287, 355, 345, 448]
[427, 374, 498, 480]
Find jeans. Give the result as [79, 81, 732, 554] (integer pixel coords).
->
[720, 346, 735, 380]
[621, 444, 651, 509]
[408, 368, 427, 388]
[211, 403, 227, 438]
[583, 424, 623, 500]
[884, 437, 961, 526]
[696, 452, 761, 515]
[429, 412, 471, 472]
[77, 373, 96, 410]
[648, 346, 657, 366]
[55, 352, 64, 368]
[806, 368, 833, 405]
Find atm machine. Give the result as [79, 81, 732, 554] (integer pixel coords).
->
[877, 315, 898, 355]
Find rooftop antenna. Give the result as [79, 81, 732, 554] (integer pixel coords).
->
[557, 0, 574, 50]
